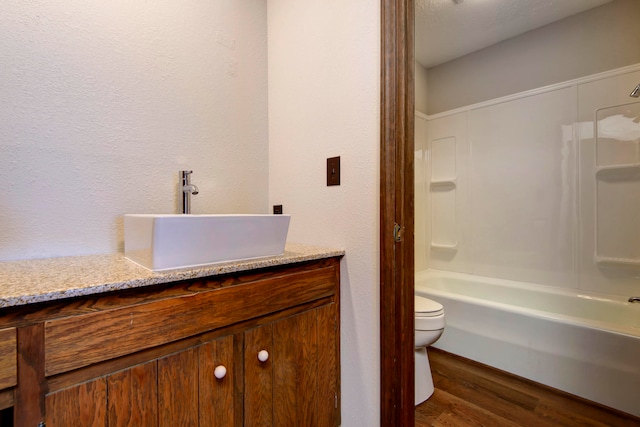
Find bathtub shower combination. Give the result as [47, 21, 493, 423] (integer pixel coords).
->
[415, 270, 640, 416]
[415, 65, 640, 417]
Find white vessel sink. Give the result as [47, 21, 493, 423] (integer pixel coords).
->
[124, 214, 291, 271]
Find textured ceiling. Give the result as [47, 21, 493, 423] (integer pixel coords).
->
[416, 0, 614, 68]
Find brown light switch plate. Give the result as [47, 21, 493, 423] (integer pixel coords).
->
[327, 156, 340, 186]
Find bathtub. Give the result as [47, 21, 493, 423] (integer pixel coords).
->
[415, 269, 640, 417]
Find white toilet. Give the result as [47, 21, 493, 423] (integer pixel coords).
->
[415, 295, 445, 405]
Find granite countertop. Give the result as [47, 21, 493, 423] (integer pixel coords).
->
[0, 243, 344, 309]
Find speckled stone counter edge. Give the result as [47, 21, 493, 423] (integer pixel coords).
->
[0, 243, 345, 308]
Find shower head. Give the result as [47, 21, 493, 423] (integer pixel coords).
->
[631, 84, 640, 98]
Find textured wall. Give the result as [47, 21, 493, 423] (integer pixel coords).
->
[0, 0, 268, 260]
[425, 0, 640, 114]
[415, 62, 429, 115]
[267, 0, 380, 425]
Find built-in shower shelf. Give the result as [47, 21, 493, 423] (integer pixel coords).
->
[595, 256, 640, 267]
[431, 242, 458, 250]
[595, 163, 640, 180]
[429, 179, 456, 189]
[430, 135, 457, 253]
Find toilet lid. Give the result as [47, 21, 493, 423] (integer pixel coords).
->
[415, 296, 444, 317]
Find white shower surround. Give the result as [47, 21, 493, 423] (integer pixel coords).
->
[416, 63, 640, 298]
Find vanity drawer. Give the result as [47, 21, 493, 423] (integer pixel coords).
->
[44, 264, 337, 376]
[0, 328, 17, 390]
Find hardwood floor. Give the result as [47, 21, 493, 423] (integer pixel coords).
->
[416, 348, 640, 427]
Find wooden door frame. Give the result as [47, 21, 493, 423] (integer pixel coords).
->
[380, 0, 415, 425]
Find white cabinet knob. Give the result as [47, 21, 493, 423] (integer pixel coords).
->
[214, 365, 227, 379]
[257, 350, 269, 362]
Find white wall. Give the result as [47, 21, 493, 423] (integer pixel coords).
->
[415, 62, 429, 115]
[0, 0, 269, 261]
[425, 0, 640, 114]
[2, 1, 383, 423]
[267, 0, 380, 425]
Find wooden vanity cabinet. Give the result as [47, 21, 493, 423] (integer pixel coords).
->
[3, 257, 340, 427]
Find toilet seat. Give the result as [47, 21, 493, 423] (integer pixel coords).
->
[415, 296, 443, 317]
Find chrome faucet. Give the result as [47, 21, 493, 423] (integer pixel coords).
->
[629, 297, 640, 303]
[180, 170, 199, 214]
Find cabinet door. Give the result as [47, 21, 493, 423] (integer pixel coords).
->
[244, 323, 273, 427]
[46, 361, 157, 427]
[45, 377, 107, 427]
[0, 328, 16, 392]
[158, 347, 199, 426]
[157, 334, 236, 427]
[46, 335, 237, 427]
[272, 309, 318, 426]
[107, 361, 158, 427]
[199, 334, 237, 427]
[245, 306, 339, 427]
[316, 303, 339, 427]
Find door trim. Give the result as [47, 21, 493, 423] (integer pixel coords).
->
[380, 0, 415, 425]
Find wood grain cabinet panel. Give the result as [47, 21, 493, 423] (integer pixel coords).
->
[0, 328, 16, 391]
[273, 309, 319, 426]
[158, 348, 199, 426]
[198, 334, 237, 427]
[45, 377, 107, 427]
[157, 335, 237, 427]
[244, 323, 274, 427]
[107, 361, 158, 427]
[46, 363, 158, 427]
[46, 336, 236, 427]
[246, 305, 339, 427]
[316, 304, 340, 427]
[44, 266, 335, 376]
